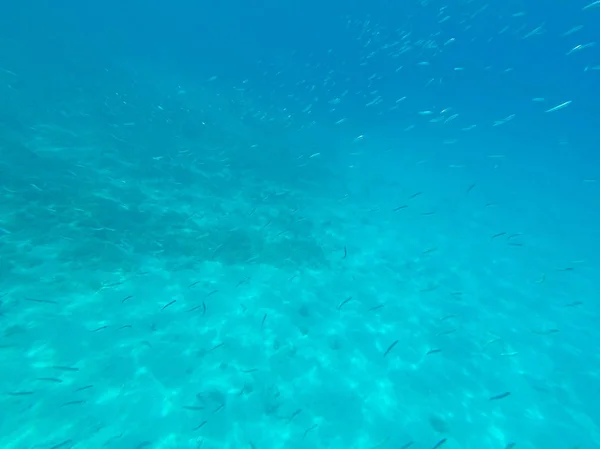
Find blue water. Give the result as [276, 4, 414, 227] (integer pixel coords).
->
[1, 1, 599, 448]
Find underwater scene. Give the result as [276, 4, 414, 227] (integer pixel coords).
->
[0, 0, 599, 448]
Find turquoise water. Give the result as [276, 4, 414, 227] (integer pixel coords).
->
[0, 1, 599, 448]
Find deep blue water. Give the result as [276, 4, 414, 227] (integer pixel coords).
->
[0, 1, 599, 448]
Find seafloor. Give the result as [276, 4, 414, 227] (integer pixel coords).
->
[0, 67, 598, 449]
